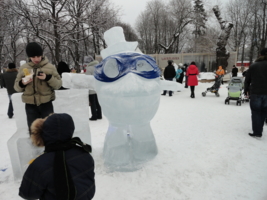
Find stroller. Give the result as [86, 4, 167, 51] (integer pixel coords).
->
[225, 77, 244, 106]
[202, 74, 223, 97]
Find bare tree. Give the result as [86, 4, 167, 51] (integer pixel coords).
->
[8, 0, 119, 69]
[116, 22, 138, 41]
[158, 0, 193, 53]
[146, 0, 166, 53]
[0, 0, 9, 71]
[136, 11, 155, 53]
[226, 0, 254, 66]
[192, 0, 208, 52]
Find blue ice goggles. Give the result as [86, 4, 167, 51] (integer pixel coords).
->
[94, 53, 160, 82]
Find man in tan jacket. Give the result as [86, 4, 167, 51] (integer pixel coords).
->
[14, 42, 62, 133]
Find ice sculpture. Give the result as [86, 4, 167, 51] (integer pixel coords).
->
[7, 89, 91, 180]
[94, 53, 160, 171]
[62, 26, 182, 171]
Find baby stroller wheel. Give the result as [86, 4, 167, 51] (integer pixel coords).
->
[225, 99, 229, 105]
[215, 93, 220, 97]
[202, 92, 206, 97]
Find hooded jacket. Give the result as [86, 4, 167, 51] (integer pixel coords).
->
[19, 113, 95, 200]
[14, 57, 62, 106]
[244, 55, 267, 95]
[186, 64, 199, 86]
[1, 68, 18, 95]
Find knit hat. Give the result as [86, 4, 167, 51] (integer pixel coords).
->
[260, 48, 267, 56]
[26, 42, 43, 57]
[8, 63, 16, 69]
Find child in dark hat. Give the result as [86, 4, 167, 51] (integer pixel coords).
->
[1, 63, 18, 118]
[25, 42, 43, 58]
[19, 113, 95, 200]
[14, 42, 62, 134]
[8, 63, 16, 69]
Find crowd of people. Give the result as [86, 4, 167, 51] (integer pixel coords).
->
[161, 59, 199, 98]
[160, 55, 267, 140]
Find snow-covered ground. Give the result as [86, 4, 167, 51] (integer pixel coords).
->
[1, 80, 267, 200]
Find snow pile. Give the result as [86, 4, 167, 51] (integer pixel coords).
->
[198, 72, 216, 80]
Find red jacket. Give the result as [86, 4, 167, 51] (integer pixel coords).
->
[186, 64, 199, 86]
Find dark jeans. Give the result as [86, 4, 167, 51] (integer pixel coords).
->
[89, 94, 102, 119]
[162, 78, 174, 96]
[250, 94, 267, 135]
[8, 95, 13, 118]
[185, 76, 188, 88]
[25, 101, 54, 132]
[177, 75, 184, 84]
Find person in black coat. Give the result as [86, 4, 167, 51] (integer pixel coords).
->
[232, 65, 238, 77]
[161, 60, 176, 96]
[57, 61, 71, 90]
[244, 48, 267, 138]
[1, 63, 18, 118]
[19, 113, 95, 200]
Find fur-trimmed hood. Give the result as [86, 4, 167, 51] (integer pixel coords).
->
[31, 113, 75, 147]
[255, 55, 267, 62]
[6, 68, 18, 72]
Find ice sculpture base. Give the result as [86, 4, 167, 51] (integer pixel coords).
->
[103, 123, 157, 172]
[7, 89, 91, 180]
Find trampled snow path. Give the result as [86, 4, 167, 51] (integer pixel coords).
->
[1, 81, 267, 200]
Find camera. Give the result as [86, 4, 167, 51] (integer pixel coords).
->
[37, 71, 43, 76]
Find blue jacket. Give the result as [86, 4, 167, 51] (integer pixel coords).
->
[19, 114, 95, 200]
[175, 68, 183, 79]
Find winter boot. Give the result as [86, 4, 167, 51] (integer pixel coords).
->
[249, 133, 262, 137]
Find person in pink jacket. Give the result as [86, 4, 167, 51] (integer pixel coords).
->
[186, 62, 199, 98]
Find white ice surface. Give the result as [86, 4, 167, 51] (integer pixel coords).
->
[62, 73, 95, 89]
[1, 77, 267, 200]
